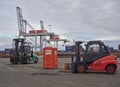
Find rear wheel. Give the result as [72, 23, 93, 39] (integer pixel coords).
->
[106, 65, 116, 74]
[77, 64, 86, 73]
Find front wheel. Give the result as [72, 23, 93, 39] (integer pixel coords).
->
[34, 57, 38, 63]
[27, 58, 30, 64]
[77, 64, 86, 73]
[106, 65, 116, 74]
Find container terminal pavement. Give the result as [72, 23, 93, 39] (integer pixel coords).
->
[0, 44, 120, 87]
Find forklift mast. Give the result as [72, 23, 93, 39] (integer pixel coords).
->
[13, 38, 25, 57]
[75, 41, 83, 62]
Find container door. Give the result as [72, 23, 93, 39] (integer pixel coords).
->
[53, 48, 58, 68]
[43, 47, 53, 68]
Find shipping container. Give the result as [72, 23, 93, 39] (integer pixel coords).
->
[0, 51, 5, 54]
[66, 45, 84, 52]
[50, 35, 59, 40]
[37, 30, 44, 33]
[106, 46, 114, 52]
[29, 30, 44, 34]
[54, 35, 59, 40]
[5, 48, 14, 55]
[66, 45, 75, 52]
[29, 30, 35, 33]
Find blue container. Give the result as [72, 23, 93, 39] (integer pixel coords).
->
[106, 46, 114, 52]
[0, 51, 5, 54]
[5, 48, 14, 55]
[66, 46, 75, 52]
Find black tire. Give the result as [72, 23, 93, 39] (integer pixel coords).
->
[10, 60, 14, 64]
[10, 58, 15, 64]
[27, 58, 30, 64]
[106, 65, 116, 74]
[34, 57, 38, 63]
[24, 57, 30, 64]
[76, 64, 86, 73]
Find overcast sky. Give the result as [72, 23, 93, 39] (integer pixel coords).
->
[0, 0, 120, 41]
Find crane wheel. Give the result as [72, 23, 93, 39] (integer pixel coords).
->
[77, 64, 86, 73]
[106, 65, 116, 74]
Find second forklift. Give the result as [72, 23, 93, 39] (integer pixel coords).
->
[10, 38, 38, 64]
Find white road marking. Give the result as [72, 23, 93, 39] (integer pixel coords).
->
[23, 67, 36, 72]
[0, 63, 15, 72]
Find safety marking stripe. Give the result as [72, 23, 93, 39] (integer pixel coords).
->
[0, 63, 15, 72]
[23, 67, 36, 72]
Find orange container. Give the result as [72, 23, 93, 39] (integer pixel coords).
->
[29, 30, 35, 33]
[37, 30, 44, 33]
[50, 35, 59, 40]
[43, 47, 58, 69]
[54, 35, 59, 40]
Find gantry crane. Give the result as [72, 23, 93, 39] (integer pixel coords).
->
[16, 7, 56, 52]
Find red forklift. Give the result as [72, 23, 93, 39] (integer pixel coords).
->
[10, 38, 38, 64]
[72, 41, 118, 74]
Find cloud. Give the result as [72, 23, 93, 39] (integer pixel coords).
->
[0, 36, 12, 50]
[0, 0, 120, 41]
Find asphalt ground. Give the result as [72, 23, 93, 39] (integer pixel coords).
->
[0, 58, 120, 87]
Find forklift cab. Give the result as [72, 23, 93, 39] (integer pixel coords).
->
[83, 41, 109, 64]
